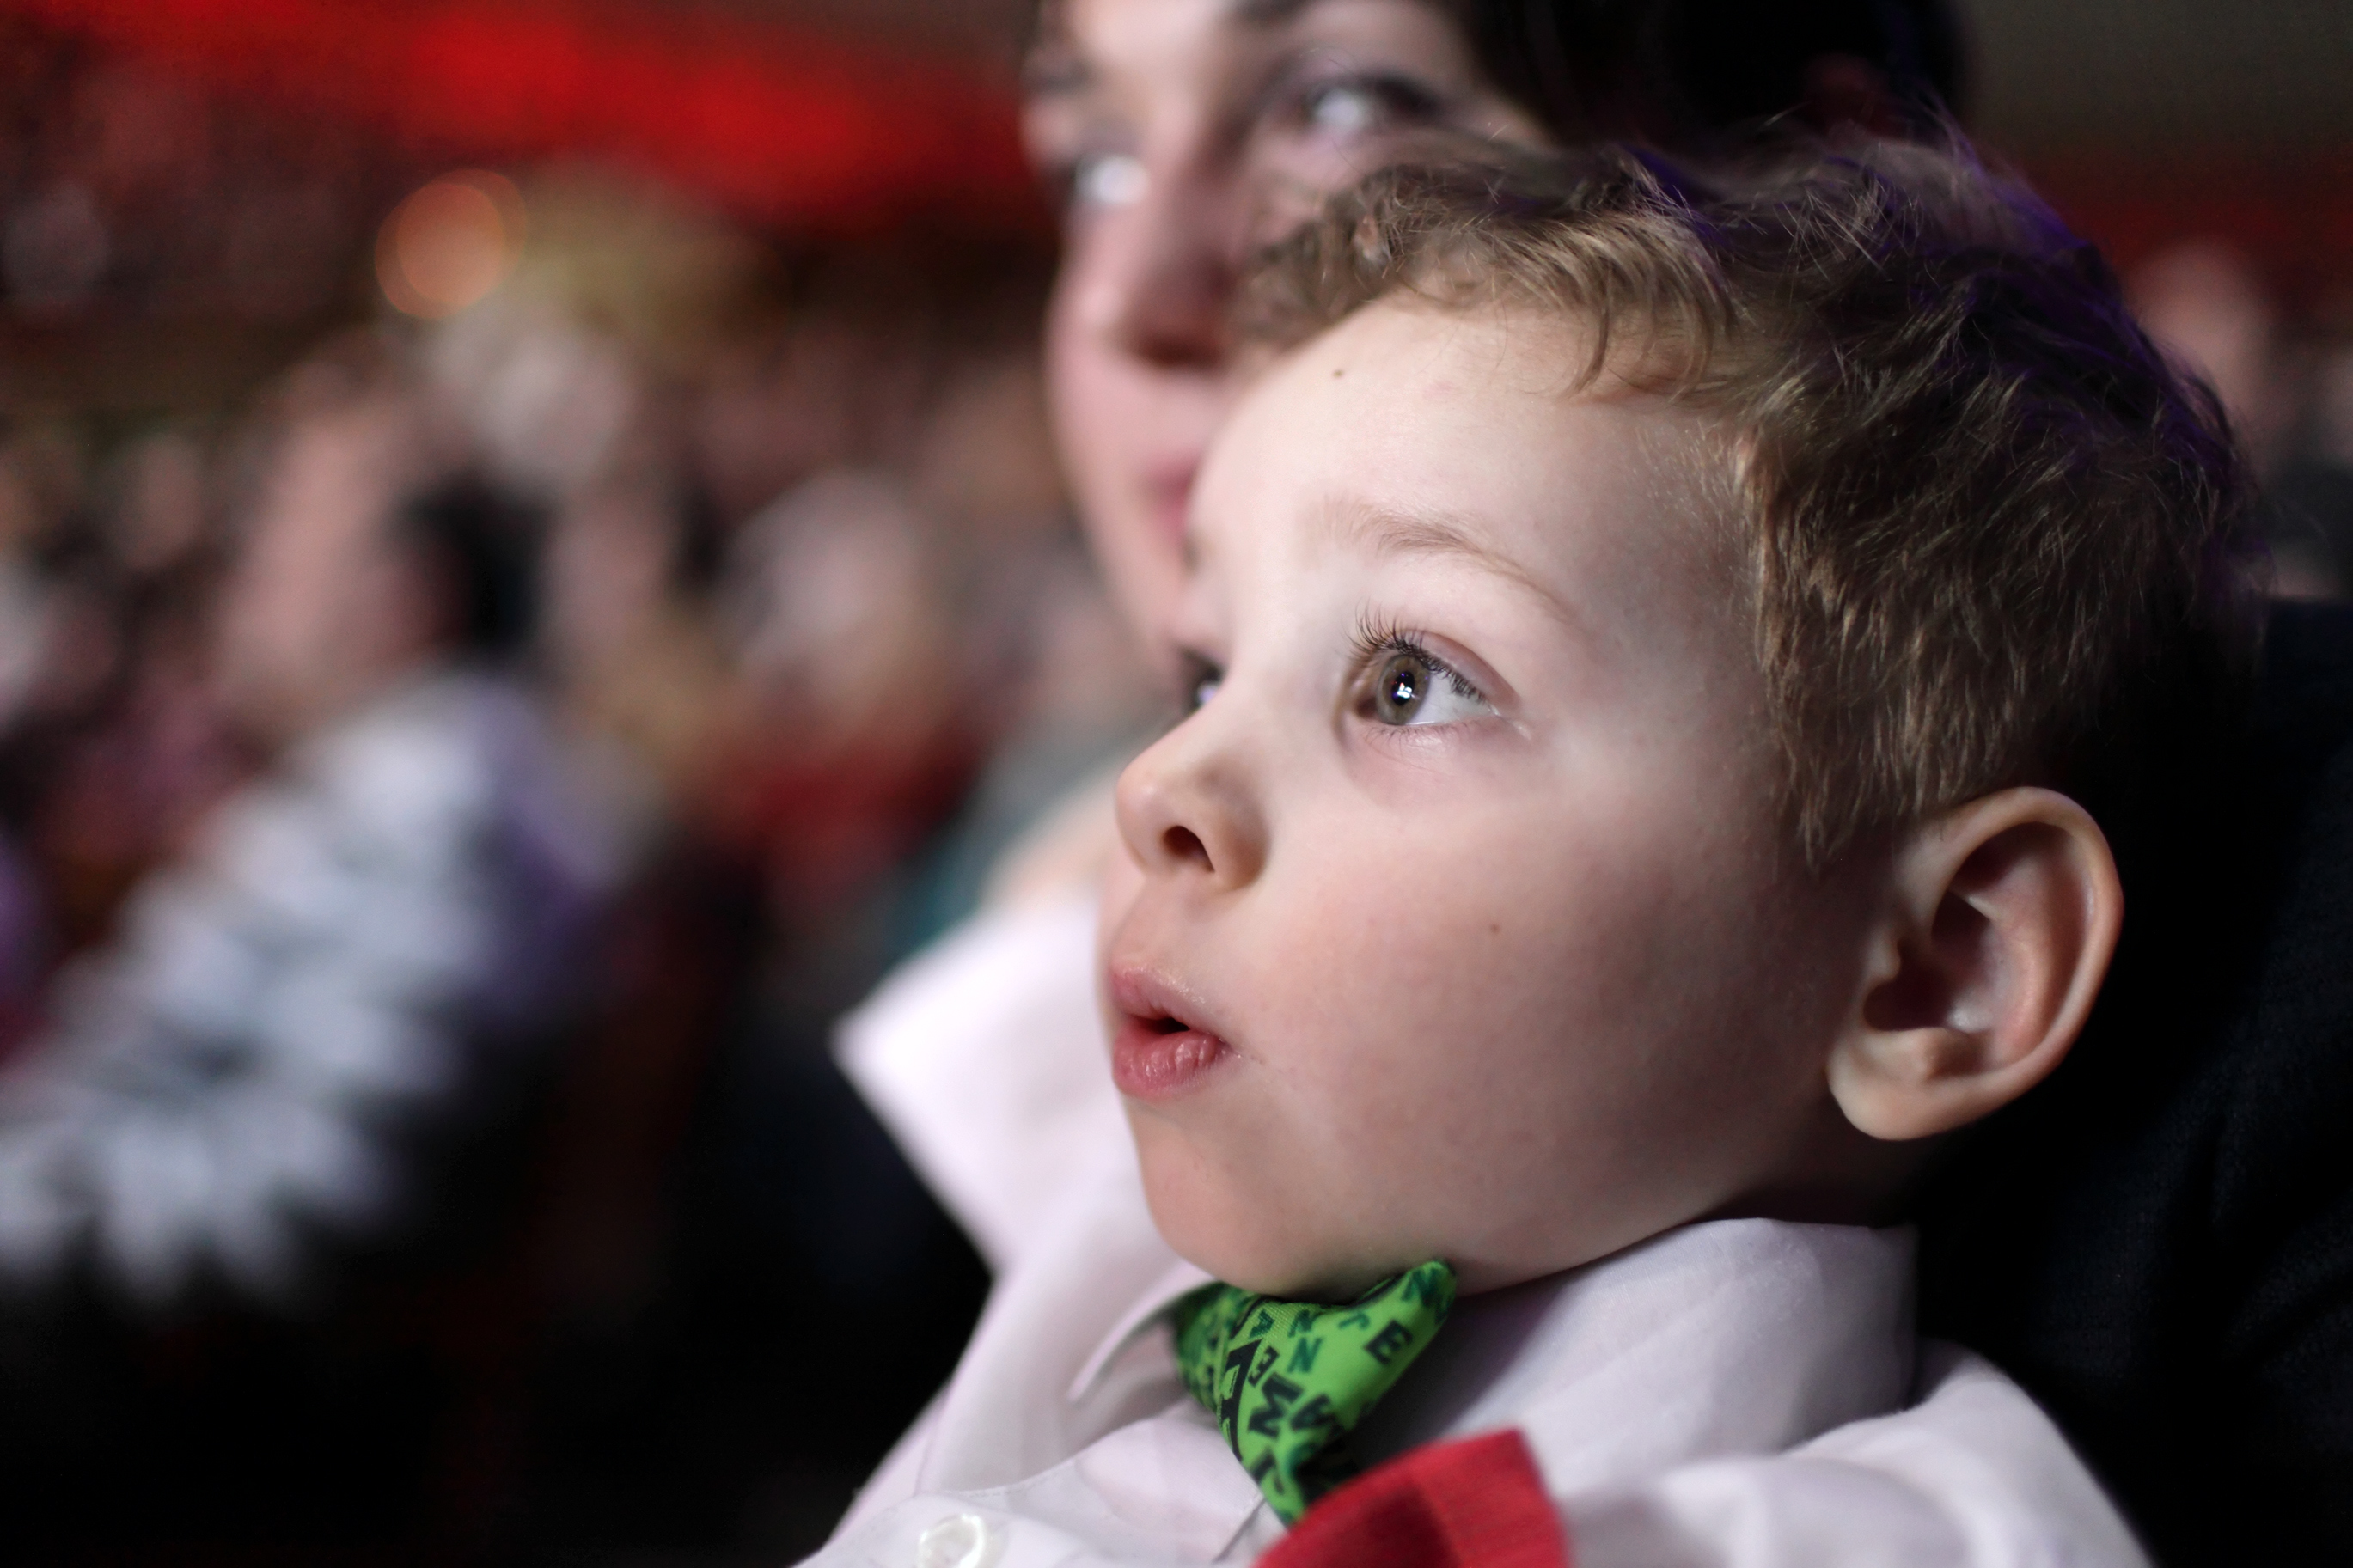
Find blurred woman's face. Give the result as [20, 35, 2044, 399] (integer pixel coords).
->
[1024, 0, 1544, 661]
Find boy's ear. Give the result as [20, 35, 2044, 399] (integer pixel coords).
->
[1828, 788, 2123, 1142]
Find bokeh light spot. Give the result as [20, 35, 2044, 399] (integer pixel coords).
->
[377, 170, 525, 319]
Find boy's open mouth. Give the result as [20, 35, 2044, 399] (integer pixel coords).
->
[1107, 967, 1234, 1101]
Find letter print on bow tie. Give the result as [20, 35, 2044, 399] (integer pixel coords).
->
[1173, 1260, 1455, 1522]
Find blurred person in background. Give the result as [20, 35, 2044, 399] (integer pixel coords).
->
[0, 345, 651, 1547]
[0, 424, 243, 971]
[397, 172, 1062, 1549]
[0, 347, 620, 1307]
[2274, 320, 2353, 589]
[421, 172, 749, 801]
[0, 418, 260, 1091]
[713, 471, 978, 953]
[2128, 241, 2350, 600]
[837, 3, 2353, 1565]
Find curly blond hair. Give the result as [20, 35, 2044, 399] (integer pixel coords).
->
[1242, 137, 2264, 866]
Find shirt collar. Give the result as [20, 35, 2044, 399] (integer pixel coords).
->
[1067, 1254, 1216, 1404]
[1349, 1218, 1917, 1481]
[1062, 1217, 1917, 1480]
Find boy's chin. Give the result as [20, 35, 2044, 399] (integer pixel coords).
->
[1128, 1120, 1432, 1299]
[1137, 1164, 1405, 1301]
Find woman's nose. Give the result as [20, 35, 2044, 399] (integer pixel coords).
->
[1114, 707, 1268, 890]
[1073, 159, 1238, 371]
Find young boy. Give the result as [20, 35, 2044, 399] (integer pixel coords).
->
[812, 137, 2252, 1568]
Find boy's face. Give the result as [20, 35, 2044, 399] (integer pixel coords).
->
[1100, 302, 1880, 1299]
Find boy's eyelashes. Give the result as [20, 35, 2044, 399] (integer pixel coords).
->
[1170, 628, 1497, 731]
[1347, 622, 1494, 729]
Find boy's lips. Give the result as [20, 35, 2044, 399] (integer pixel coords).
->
[1106, 964, 1234, 1101]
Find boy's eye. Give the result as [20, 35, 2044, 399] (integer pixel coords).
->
[1361, 643, 1490, 728]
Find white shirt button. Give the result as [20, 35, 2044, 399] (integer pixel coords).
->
[914, 1511, 1004, 1568]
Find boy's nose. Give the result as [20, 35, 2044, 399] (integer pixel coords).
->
[1114, 705, 1268, 890]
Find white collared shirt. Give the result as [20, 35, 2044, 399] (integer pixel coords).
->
[832, 892, 2150, 1568]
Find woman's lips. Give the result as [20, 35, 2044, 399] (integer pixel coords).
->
[1110, 1013, 1233, 1101]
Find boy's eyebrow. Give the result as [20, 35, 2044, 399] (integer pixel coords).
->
[1325, 497, 1578, 626]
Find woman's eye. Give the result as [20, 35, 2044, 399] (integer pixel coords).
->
[1293, 73, 1446, 141]
[1070, 150, 1146, 210]
[1183, 656, 1225, 714]
[1363, 645, 1489, 728]
[1304, 81, 1381, 135]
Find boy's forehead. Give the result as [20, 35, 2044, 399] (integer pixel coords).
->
[1192, 301, 1731, 598]
[1198, 305, 1518, 553]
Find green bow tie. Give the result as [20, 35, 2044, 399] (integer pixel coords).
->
[1172, 1260, 1455, 1523]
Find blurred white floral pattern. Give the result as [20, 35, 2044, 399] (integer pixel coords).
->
[0, 671, 621, 1303]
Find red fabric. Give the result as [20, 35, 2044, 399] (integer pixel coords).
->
[0, 0, 1041, 234]
[1261, 1431, 1572, 1568]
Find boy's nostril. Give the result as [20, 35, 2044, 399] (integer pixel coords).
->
[1162, 825, 1213, 869]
